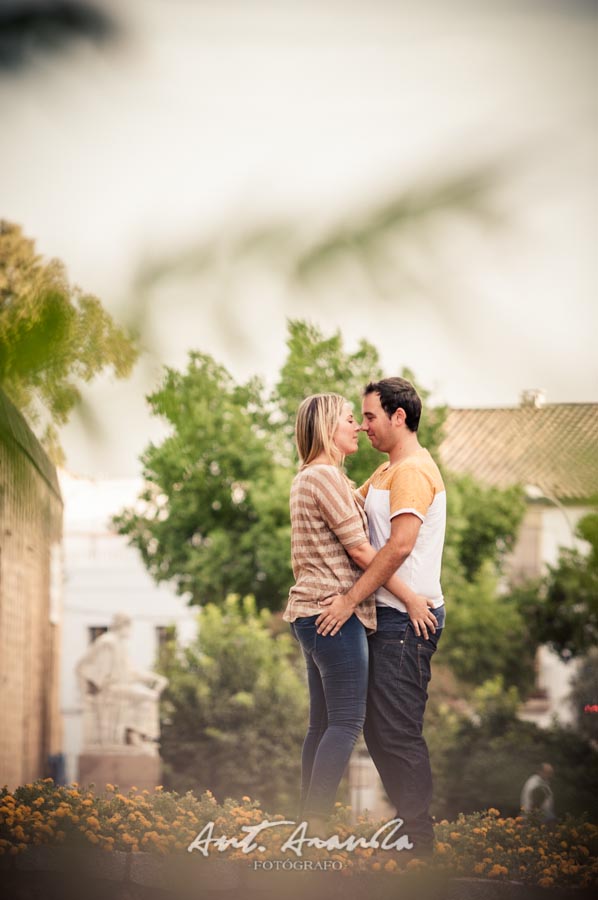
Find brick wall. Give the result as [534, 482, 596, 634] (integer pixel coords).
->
[0, 391, 63, 788]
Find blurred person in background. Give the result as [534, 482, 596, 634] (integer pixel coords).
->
[521, 763, 556, 822]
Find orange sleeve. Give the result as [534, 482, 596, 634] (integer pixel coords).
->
[389, 465, 435, 522]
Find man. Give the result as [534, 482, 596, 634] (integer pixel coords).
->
[521, 763, 556, 822]
[316, 377, 446, 854]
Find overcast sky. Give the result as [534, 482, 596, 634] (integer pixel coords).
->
[1, 0, 596, 476]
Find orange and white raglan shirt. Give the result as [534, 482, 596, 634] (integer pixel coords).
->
[357, 447, 446, 612]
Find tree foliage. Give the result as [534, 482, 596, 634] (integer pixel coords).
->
[270, 319, 384, 482]
[512, 512, 598, 661]
[438, 564, 536, 690]
[114, 352, 294, 609]
[438, 475, 532, 689]
[0, 220, 138, 460]
[272, 319, 447, 486]
[444, 474, 527, 581]
[157, 595, 307, 811]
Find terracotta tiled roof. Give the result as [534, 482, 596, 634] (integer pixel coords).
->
[439, 404, 598, 501]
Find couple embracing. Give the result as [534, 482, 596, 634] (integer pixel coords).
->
[282, 377, 446, 856]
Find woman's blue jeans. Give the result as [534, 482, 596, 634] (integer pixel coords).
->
[290, 613, 368, 817]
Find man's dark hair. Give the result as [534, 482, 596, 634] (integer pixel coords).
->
[364, 377, 422, 432]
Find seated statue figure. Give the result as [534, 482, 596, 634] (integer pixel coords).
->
[76, 613, 168, 755]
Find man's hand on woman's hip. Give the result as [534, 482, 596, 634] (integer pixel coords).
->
[316, 595, 354, 636]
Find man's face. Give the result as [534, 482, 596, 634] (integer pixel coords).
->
[361, 391, 395, 452]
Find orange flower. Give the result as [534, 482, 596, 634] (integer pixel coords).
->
[406, 858, 425, 871]
[488, 864, 508, 878]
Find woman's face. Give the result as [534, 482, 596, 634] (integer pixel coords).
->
[333, 402, 361, 456]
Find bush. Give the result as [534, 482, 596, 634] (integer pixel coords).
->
[158, 595, 307, 812]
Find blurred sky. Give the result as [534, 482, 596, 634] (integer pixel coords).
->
[1, 0, 596, 476]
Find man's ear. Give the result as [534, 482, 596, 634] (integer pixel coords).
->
[392, 407, 406, 428]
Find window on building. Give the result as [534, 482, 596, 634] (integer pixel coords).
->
[156, 625, 173, 651]
[155, 624, 177, 665]
[88, 626, 108, 644]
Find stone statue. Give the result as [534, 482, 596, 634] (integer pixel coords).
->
[76, 613, 168, 756]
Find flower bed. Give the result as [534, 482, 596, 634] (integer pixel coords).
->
[0, 780, 596, 891]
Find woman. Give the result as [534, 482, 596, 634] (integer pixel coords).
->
[283, 392, 430, 824]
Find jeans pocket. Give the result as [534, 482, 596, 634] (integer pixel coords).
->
[416, 630, 442, 689]
[292, 616, 318, 653]
[293, 615, 318, 626]
[416, 643, 433, 689]
[432, 605, 446, 630]
[372, 629, 408, 646]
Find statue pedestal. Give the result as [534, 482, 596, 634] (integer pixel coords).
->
[78, 751, 162, 793]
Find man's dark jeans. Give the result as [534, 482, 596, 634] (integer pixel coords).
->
[364, 604, 445, 852]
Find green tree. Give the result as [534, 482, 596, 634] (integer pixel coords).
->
[438, 475, 533, 690]
[0, 220, 137, 460]
[445, 474, 527, 581]
[439, 565, 536, 690]
[270, 319, 384, 482]
[272, 319, 447, 486]
[539, 512, 598, 658]
[114, 352, 293, 610]
[158, 595, 307, 811]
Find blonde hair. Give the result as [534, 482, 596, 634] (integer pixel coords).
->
[295, 393, 347, 469]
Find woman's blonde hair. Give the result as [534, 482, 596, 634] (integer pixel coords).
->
[295, 393, 348, 468]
